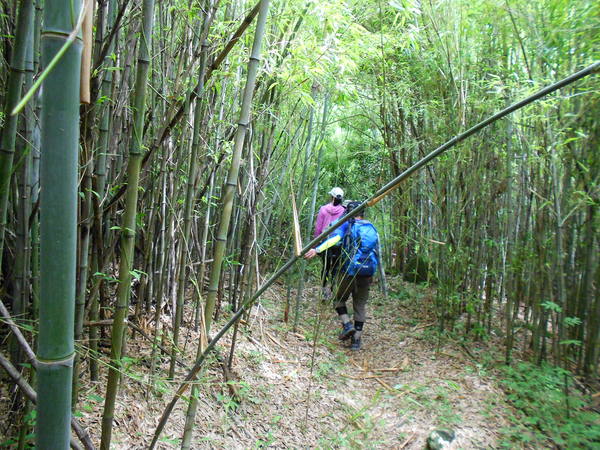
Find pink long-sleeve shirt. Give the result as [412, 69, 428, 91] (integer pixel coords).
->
[314, 203, 346, 237]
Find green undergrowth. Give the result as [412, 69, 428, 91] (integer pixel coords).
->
[381, 279, 600, 448]
[497, 362, 600, 448]
[316, 392, 386, 449]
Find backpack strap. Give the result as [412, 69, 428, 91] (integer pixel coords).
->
[342, 218, 355, 249]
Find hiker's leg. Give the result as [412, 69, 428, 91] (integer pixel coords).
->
[352, 276, 372, 325]
[319, 252, 328, 287]
[329, 248, 341, 282]
[334, 276, 353, 323]
[350, 276, 371, 350]
[335, 277, 356, 340]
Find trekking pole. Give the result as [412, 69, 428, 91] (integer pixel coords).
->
[149, 61, 599, 446]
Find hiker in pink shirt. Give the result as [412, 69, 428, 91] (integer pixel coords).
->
[314, 187, 346, 298]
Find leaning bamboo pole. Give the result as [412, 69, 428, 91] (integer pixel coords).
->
[149, 62, 600, 444]
[36, 3, 84, 449]
[100, 0, 155, 448]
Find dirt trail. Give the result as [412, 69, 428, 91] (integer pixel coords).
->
[203, 279, 511, 449]
[63, 278, 512, 448]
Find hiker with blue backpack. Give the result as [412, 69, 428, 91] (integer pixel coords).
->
[305, 201, 380, 350]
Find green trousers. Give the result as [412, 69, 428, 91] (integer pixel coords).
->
[333, 275, 372, 322]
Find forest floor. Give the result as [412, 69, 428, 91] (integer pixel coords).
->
[1, 277, 521, 449]
[71, 276, 516, 449]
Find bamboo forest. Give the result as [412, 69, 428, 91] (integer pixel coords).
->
[1, 0, 599, 448]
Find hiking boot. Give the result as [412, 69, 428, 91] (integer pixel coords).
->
[338, 322, 355, 341]
[350, 336, 361, 351]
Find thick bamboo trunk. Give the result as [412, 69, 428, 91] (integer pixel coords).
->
[37, 4, 83, 448]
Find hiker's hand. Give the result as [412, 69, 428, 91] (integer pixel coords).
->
[304, 249, 317, 259]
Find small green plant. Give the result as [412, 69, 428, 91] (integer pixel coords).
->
[93, 271, 119, 283]
[315, 360, 335, 379]
[216, 392, 239, 412]
[317, 408, 383, 449]
[0, 437, 18, 447]
[254, 430, 276, 448]
[159, 435, 181, 446]
[245, 349, 267, 366]
[498, 362, 600, 448]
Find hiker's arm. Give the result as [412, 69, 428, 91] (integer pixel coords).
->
[315, 235, 341, 253]
[316, 221, 347, 253]
[304, 235, 341, 259]
[305, 223, 345, 259]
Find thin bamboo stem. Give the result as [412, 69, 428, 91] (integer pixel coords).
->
[100, 1, 155, 448]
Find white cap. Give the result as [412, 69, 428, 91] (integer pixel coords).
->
[329, 187, 344, 198]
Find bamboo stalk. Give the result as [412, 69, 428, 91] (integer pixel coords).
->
[79, 0, 93, 103]
[203, 0, 271, 335]
[0, 0, 35, 271]
[169, 3, 216, 379]
[37, 4, 83, 448]
[290, 178, 303, 256]
[100, 1, 155, 448]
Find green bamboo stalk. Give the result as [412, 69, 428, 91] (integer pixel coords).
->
[203, 0, 271, 334]
[72, 154, 92, 406]
[89, 0, 118, 382]
[227, 142, 261, 369]
[147, 145, 171, 387]
[292, 94, 317, 331]
[36, 4, 83, 449]
[12, 6, 36, 369]
[100, 1, 155, 448]
[194, 169, 215, 331]
[74, 0, 115, 404]
[16, 10, 36, 448]
[583, 203, 599, 378]
[0, 0, 35, 271]
[307, 95, 329, 231]
[30, 0, 42, 322]
[94, 0, 117, 205]
[169, 6, 214, 379]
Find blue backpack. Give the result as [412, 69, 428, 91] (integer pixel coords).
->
[337, 219, 379, 276]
